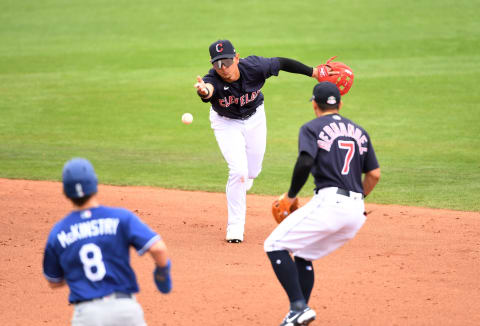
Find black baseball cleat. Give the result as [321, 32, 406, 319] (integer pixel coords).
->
[279, 307, 316, 326]
[226, 239, 242, 243]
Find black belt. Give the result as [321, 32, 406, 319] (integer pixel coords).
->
[218, 109, 257, 120]
[239, 109, 257, 120]
[72, 292, 132, 304]
[315, 187, 364, 198]
[336, 188, 350, 197]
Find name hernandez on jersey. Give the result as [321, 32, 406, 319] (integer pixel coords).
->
[317, 120, 368, 155]
[299, 114, 379, 194]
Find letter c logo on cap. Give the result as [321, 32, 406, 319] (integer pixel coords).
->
[216, 43, 223, 53]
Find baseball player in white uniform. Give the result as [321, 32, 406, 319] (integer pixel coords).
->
[194, 40, 336, 243]
[264, 82, 381, 325]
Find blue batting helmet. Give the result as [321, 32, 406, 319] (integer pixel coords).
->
[62, 158, 98, 198]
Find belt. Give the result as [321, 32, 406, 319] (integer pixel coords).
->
[315, 187, 364, 199]
[73, 292, 132, 304]
[336, 188, 351, 197]
[239, 109, 257, 120]
[218, 109, 257, 120]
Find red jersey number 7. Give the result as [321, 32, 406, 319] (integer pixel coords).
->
[338, 141, 355, 175]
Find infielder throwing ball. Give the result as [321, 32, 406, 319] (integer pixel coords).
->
[265, 82, 380, 325]
[43, 158, 173, 326]
[194, 39, 343, 243]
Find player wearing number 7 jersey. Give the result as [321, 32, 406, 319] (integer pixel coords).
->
[43, 158, 172, 326]
[264, 82, 380, 325]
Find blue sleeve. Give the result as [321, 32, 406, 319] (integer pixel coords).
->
[201, 69, 218, 102]
[244, 56, 280, 80]
[202, 69, 216, 85]
[125, 212, 161, 256]
[363, 133, 379, 173]
[298, 124, 318, 159]
[43, 233, 64, 283]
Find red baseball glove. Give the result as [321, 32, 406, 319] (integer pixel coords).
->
[272, 193, 300, 224]
[316, 56, 354, 95]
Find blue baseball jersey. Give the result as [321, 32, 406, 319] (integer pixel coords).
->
[202, 56, 281, 119]
[299, 114, 379, 194]
[43, 205, 160, 303]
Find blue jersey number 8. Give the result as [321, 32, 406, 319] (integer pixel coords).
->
[79, 243, 107, 282]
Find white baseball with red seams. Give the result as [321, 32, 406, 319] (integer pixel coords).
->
[182, 113, 193, 124]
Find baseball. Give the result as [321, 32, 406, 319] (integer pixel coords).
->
[182, 113, 193, 124]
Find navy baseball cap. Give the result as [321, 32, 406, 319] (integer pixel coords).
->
[310, 81, 341, 106]
[209, 40, 236, 63]
[62, 158, 98, 198]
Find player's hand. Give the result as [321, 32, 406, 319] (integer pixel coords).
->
[285, 195, 297, 206]
[271, 193, 300, 224]
[153, 260, 172, 294]
[312, 66, 339, 79]
[314, 57, 354, 95]
[194, 76, 209, 96]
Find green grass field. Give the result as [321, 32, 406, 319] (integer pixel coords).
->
[1, 0, 479, 211]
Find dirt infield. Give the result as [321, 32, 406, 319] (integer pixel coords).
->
[0, 179, 479, 325]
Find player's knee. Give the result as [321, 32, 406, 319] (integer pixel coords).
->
[263, 236, 276, 252]
[264, 240, 272, 252]
[228, 169, 249, 183]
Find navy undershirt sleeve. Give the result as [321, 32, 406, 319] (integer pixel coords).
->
[277, 57, 313, 77]
[362, 132, 380, 173]
[287, 152, 315, 198]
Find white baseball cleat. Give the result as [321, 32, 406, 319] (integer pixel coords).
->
[279, 307, 316, 326]
[226, 227, 244, 243]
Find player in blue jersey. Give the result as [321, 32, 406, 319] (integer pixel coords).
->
[43, 158, 172, 326]
[194, 39, 338, 243]
[264, 82, 381, 325]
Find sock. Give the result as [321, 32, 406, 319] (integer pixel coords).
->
[294, 256, 315, 303]
[267, 250, 305, 306]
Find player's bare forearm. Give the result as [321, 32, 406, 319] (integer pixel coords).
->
[149, 240, 169, 267]
[363, 168, 381, 197]
[151, 240, 172, 294]
[48, 280, 66, 289]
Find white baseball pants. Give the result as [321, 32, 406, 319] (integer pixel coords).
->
[264, 187, 366, 261]
[209, 104, 267, 236]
